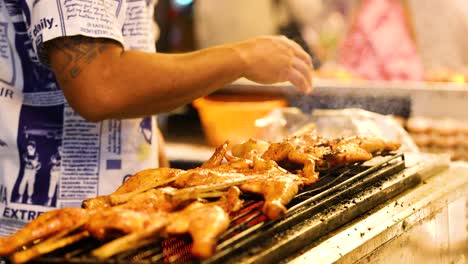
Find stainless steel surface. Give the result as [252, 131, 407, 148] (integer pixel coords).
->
[286, 156, 467, 264]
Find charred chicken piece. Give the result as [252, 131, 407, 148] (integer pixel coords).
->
[85, 188, 179, 241]
[82, 168, 184, 209]
[85, 184, 242, 243]
[85, 208, 165, 241]
[82, 195, 112, 210]
[258, 131, 327, 180]
[112, 168, 183, 194]
[261, 132, 401, 177]
[243, 157, 303, 219]
[0, 208, 88, 256]
[201, 140, 229, 168]
[174, 169, 247, 188]
[92, 190, 241, 260]
[323, 136, 401, 167]
[231, 138, 270, 160]
[324, 141, 372, 167]
[117, 187, 178, 213]
[216, 186, 244, 213]
[261, 140, 321, 182]
[165, 201, 230, 258]
[331, 136, 401, 153]
[240, 175, 300, 219]
[174, 156, 302, 220]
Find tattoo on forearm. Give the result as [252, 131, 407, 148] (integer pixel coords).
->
[46, 36, 112, 80]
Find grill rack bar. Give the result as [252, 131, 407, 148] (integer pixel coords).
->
[24, 152, 407, 264]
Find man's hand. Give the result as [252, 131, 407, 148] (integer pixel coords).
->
[45, 34, 313, 122]
[231, 36, 313, 93]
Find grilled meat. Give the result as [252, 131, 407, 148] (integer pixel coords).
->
[165, 201, 230, 258]
[324, 136, 401, 167]
[331, 136, 401, 153]
[82, 168, 184, 209]
[201, 140, 229, 168]
[85, 188, 179, 240]
[240, 176, 299, 219]
[0, 208, 88, 256]
[112, 168, 183, 195]
[216, 186, 244, 212]
[85, 208, 161, 241]
[231, 138, 270, 160]
[117, 187, 178, 213]
[82, 195, 112, 210]
[12, 230, 90, 264]
[91, 189, 242, 260]
[1, 130, 401, 262]
[174, 156, 303, 220]
[174, 169, 246, 187]
[258, 133, 400, 177]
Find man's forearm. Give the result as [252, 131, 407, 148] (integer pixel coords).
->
[49, 35, 312, 122]
[112, 46, 246, 118]
[49, 37, 245, 121]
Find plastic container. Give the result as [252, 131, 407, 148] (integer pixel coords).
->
[193, 94, 287, 147]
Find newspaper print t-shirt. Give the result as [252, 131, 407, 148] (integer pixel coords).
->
[0, 0, 159, 236]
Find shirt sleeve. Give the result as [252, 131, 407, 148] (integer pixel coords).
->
[26, 0, 126, 62]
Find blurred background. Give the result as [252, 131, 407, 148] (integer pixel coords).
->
[154, 0, 468, 165]
[156, 0, 468, 81]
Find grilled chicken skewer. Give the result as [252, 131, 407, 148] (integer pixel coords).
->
[0, 208, 88, 256]
[82, 168, 184, 209]
[325, 136, 401, 167]
[2, 186, 232, 258]
[174, 156, 303, 220]
[82, 141, 229, 210]
[1, 188, 178, 260]
[1, 130, 401, 263]
[12, 230, 90, 264]
[5, 189, 238, 263]
[165, 201, 231, 258]
[92, 186, 242, 259]
[234, 133, 400, 177]
[91, 202, 230, 260]
[90, 219, 167, 260]
[85, 187, 181, 241]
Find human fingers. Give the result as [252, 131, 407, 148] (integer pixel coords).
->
[292, 57, 313, 91]
[287, 67, 311, 94]
[279, 36, 313, 67]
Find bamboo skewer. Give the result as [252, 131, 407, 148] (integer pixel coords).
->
[92, 219, 168, 259]
[12, 230, 89, 264]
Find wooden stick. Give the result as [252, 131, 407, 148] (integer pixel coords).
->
[42, 221, 85, 243]
[194, 191, 227, 199]
[91, 219, 167, 259]
[12, 231, 89, 264]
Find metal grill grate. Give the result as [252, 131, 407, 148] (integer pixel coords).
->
[20, 152, 408, 264]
